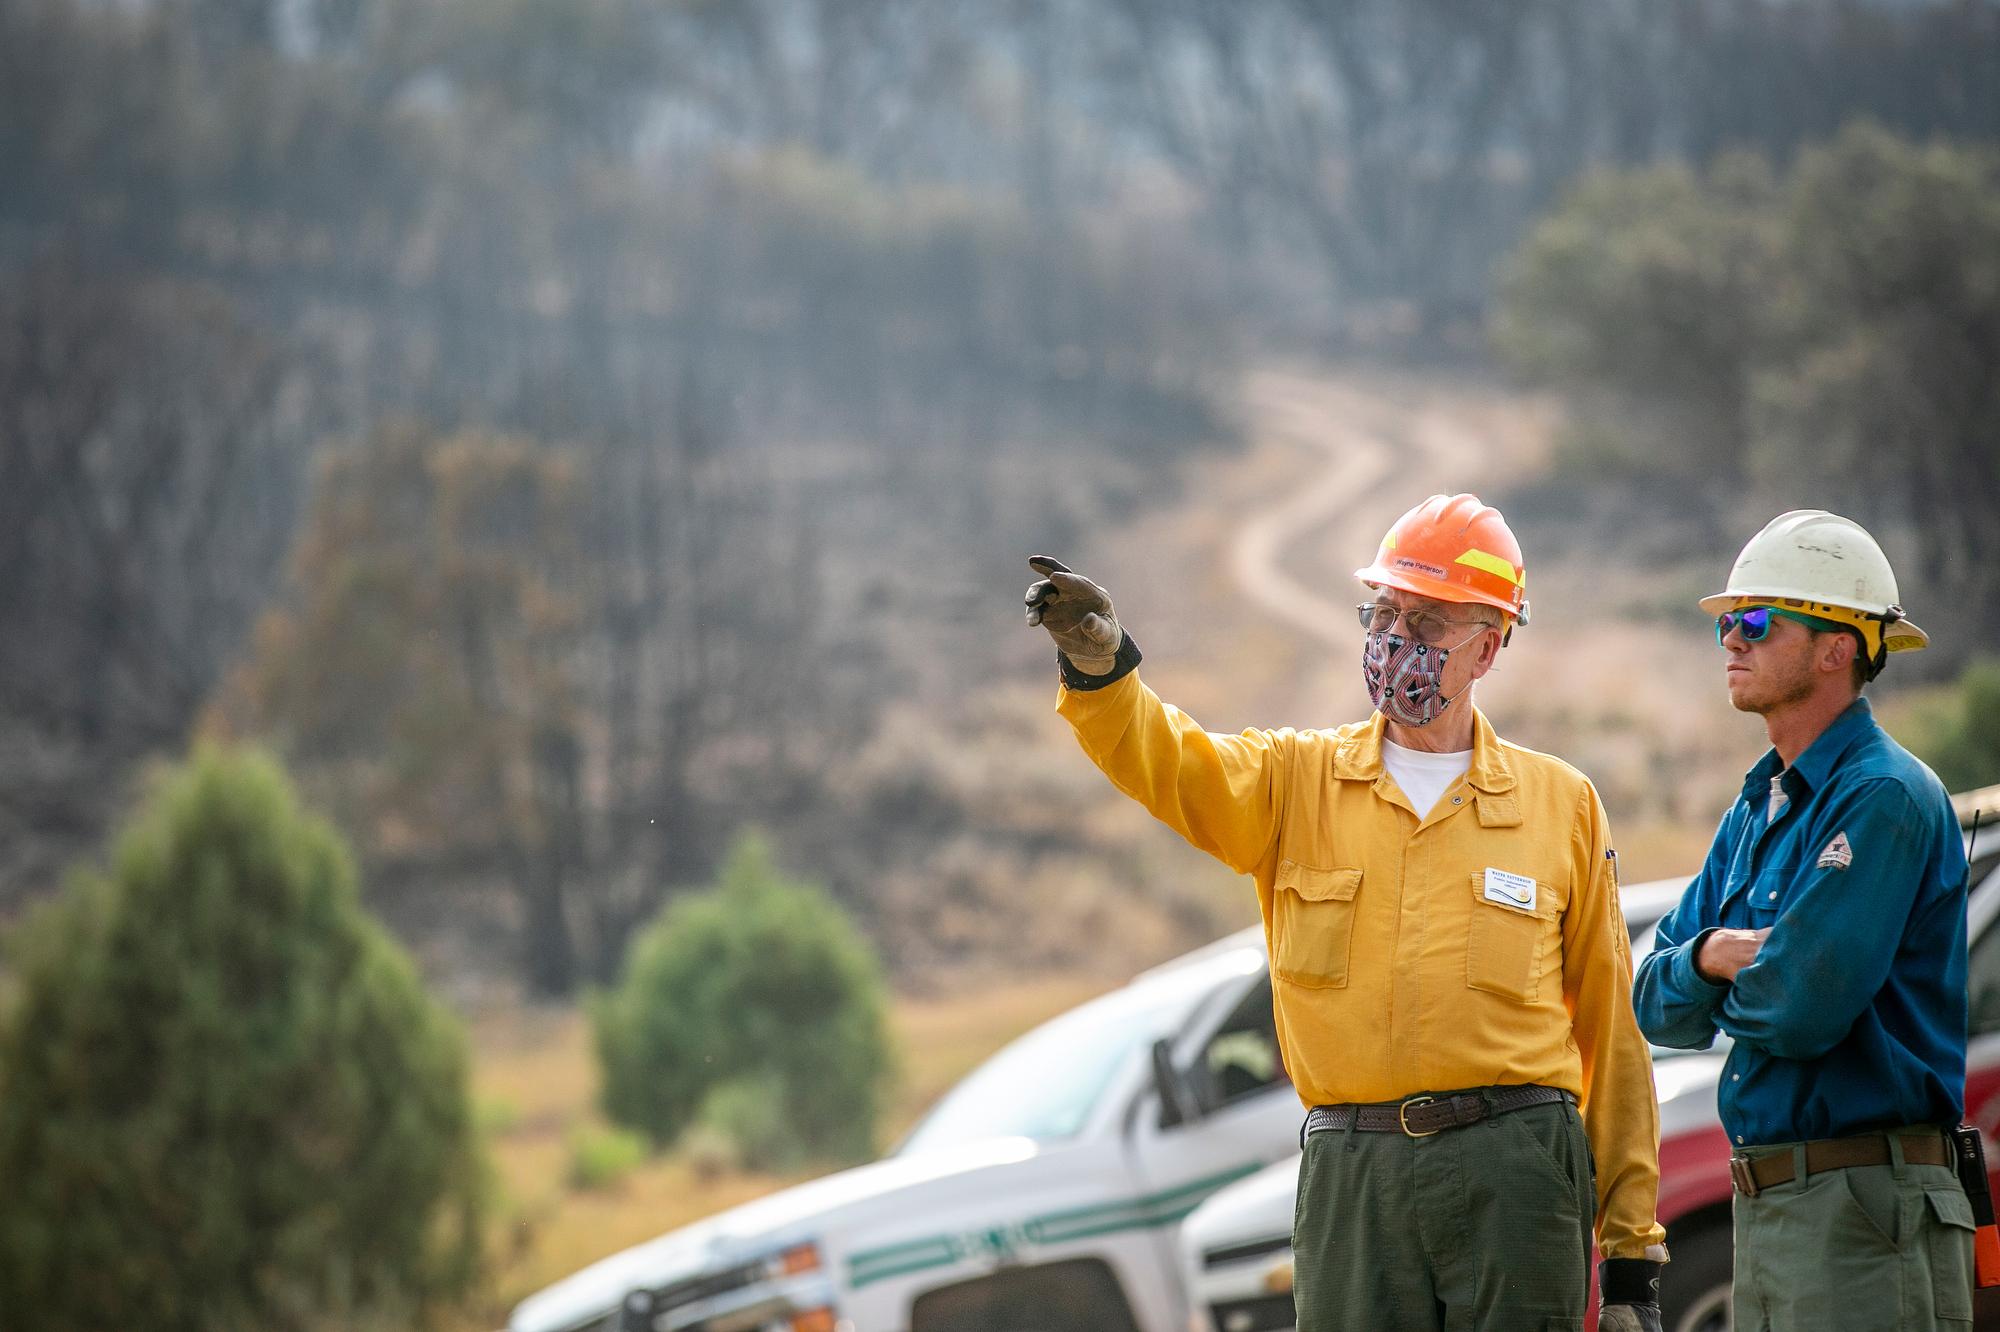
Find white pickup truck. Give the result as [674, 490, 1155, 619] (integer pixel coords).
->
[508, 928, 1304, 1332]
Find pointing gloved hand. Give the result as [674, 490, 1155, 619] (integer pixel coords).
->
[1024, 556, 1124, 675]
[1597, 1252, 1667, 1332]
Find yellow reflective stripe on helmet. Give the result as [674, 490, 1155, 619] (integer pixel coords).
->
[1453, 548, 1524, 586]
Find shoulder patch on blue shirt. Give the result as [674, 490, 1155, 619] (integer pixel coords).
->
[1818, 831, 1854, 870]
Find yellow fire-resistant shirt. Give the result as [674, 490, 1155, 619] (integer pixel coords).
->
[1058, 671, 1665, 1259]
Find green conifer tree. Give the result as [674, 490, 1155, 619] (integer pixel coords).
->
[593, 832, 893, 1167]
[0, 747, 485, 1331]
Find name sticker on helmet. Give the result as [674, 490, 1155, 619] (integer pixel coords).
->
[1394, 557, 1449, 579]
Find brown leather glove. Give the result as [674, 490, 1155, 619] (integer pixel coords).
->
[1024, 556, 1123, 674]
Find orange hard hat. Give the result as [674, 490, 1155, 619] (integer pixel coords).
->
[1354, 493, 1529, 625]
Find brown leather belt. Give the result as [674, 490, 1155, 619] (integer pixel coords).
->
[1730, 1130, 1952, 1197]
[1302, 1085, 1572, 1146]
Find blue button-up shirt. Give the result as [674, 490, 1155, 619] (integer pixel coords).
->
[1633, 697, 1968, 1146]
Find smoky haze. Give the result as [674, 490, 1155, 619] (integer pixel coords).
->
[3, 0, 1998, 995]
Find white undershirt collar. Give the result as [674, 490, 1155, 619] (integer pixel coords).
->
[1381, 736, 1472, 819]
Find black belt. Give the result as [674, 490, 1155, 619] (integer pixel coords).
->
[1730, 1129, 1953, 1197]
[1302, 1085, 1573, 1146]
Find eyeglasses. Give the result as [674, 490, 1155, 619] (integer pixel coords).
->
[1355, 602, 1493, 646]
[1714, 605, 1850, 645]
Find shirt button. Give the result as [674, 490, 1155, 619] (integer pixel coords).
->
[1732, 1074, 1740, 1081]
[1452, 796, 1463, 805]
[1736, 1135, 1745, 1144]
[1767, 891, 1777, 901]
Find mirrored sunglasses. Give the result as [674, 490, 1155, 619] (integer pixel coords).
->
[1714, 605, 1849, 645]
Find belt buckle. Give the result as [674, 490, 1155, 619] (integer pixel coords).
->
[1399, 1095, 1439, 1138]
[1729, 1154, 1761, 1198]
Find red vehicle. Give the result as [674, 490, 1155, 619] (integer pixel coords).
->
[1182, 790, 2000, 1332]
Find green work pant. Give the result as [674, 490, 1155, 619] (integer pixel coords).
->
[1732, 1133, 1977, 1331]
[1292, 1097, 1596, 1331]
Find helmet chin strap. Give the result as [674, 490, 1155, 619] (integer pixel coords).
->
[1861, 605, 1908, 680]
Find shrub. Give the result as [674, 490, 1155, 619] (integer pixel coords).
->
[593, 833, 893, 1166]
[1912, 659, 2000, 794]
[566, 1123, 649, 1191]
[693, 1073, 801, 1174]
[0, 747, 485, 1332]
[679, 1122, 739, 1183]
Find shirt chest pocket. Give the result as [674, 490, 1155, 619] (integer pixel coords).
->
[1745, 866, 1787, 916]
[1272, 861, 1363, 989]
[1465, 873, 1555, 1003]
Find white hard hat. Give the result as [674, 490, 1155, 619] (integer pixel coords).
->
[1699, 510, 1928, 670]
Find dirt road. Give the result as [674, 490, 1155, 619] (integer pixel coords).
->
[1228, 370, 1522, 651]
[1125, 367, 1552, 728]
[1209, 367, 1753, 871]
[1071, 362, 1747, 879]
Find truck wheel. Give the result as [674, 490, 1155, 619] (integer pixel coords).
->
[1657, 1220, 1733, 1332]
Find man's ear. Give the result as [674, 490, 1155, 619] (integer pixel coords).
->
[1818, 631, 1857, 677]
[1469, 625, 1505, 678]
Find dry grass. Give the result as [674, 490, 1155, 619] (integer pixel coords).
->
[440, 977, 1109, 1330]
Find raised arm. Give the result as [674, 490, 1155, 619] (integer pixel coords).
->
[1026, 557, 1286, 875]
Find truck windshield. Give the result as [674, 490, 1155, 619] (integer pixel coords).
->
[896, 980, 1193, 1155]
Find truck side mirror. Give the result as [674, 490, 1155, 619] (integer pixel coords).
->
[1152, 1037, 1192, 1129]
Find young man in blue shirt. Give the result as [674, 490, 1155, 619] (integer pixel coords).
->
[1634, 510, 1973, 1331]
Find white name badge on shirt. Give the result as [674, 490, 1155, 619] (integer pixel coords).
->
[1483, 868, 1537, 913]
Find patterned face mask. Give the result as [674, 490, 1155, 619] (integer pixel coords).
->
[1362, 629, 1469, 727]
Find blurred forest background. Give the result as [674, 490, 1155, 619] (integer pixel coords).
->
[4, 0, 2000, 1322]
[7, 0, 1999, 994]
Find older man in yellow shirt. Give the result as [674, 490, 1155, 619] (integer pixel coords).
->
[1024, 494, 1667, 1331]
